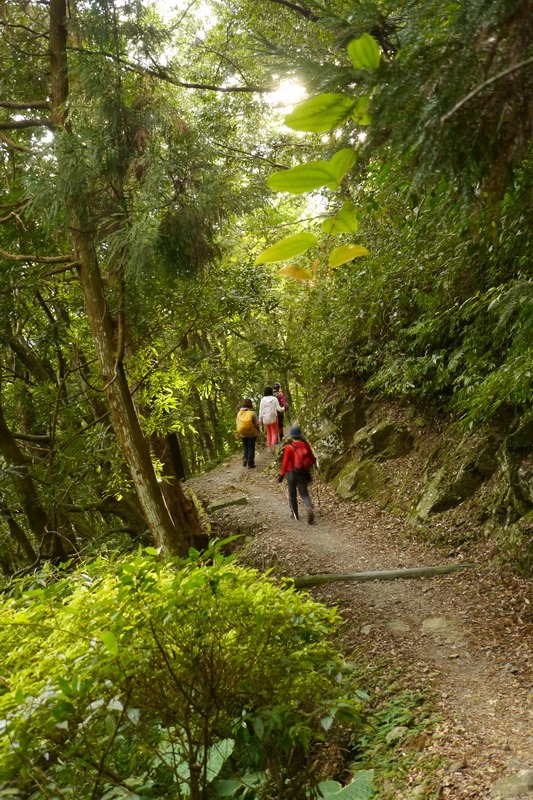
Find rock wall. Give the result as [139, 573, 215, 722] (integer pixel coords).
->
[309, 391, 533, 574]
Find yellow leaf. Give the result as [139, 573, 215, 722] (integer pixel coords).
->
[278, 264, 313, 282]
[328, 244, 370, 268]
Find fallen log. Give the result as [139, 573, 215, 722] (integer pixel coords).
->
[291, 563, 475, 589]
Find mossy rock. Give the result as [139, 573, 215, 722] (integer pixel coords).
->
[496, 512, 533, 573]
[333, 459, 389, 501]
[415, 436, 501, 518]
[498, 446, 533, 516]
[416, 465, 485, 518]
[353, 421, 414, 461]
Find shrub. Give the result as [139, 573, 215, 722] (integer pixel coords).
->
[0, 550, 364, 799]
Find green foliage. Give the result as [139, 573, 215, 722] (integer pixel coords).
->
[317, 772, 375, 799]
[347, 34, 381, 71]
[284, 94, 357, 134]
[0, 551, 365, 798]
[348, 659, 441, 797]
[254, 232, 319, 264]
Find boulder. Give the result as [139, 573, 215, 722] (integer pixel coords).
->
[353, 421, 414, 461]
[333, 459, 389, 501]
[491, 769, 533, 798]
[416, 436, 500, 518]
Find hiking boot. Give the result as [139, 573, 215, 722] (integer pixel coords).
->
[242, 459, 247, 467]
[248, 464, 255, 469]
[307, 507, 314, 525]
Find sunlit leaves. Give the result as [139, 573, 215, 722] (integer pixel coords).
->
[329, 149, 357, 182]
[267, 162, 339, 193]
[284, 93, 356, 133]
[352, 96, 371, 125]
[328, 244, 370, 268]
[267, 149, 356, 195]
[347, 33, 381, 71]
[99, 630, 119, 656]
[322, 202, 360, 235]
[254, 232, 318, 264]
[0, 554, 361, 797]
[278, 265, 313, 282]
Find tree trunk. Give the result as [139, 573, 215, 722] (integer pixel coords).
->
[292, 563, 475, 589]
[0, 384, 50, 552]
[0, 498, 37, 564]
[72, 229, 189, 557]
[167, 432, 188, 481]
[150, 433, 206, 550]
[48, 0, 200, 558]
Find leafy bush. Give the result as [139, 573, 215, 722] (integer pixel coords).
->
[0, 550, 364, 799]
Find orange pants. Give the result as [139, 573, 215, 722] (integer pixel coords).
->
[264, 421, 278, 449]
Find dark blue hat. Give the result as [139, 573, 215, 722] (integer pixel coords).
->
[289, 425, 302, 439]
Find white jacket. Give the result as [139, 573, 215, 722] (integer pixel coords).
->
[259, 395, 283, 425]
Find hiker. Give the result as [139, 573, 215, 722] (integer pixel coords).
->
[277, 425, 317, 523]
[272, 382, 288, 442]
[259, 386, 284, 453]
[236, 398, 260, 468]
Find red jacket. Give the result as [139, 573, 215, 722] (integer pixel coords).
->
[279, 439, 315, 476]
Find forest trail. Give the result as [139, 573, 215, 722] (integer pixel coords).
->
[188, 446, 533, 800]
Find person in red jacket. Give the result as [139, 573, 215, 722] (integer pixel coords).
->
[277, 425, 316, 524]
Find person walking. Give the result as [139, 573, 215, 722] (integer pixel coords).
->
[272, 382, 288, 442]
[277, 425, 317, 523]
[259, 387, 284, 453]
[236, 398, 260, 468]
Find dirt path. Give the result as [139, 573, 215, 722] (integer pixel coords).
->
[188, 447, 533, 799]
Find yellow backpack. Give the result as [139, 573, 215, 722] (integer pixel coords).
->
[236, 409, 256, 437]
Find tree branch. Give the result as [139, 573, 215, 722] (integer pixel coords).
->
[42, 261, 81, 276]
[68, 46, 273, 93]
[0, 247, 75, 264]
[0, 132, 31, 152]
[267, 0, 320, 21]
[0, 100, 51, 110]
[0, 119, 54, 130]
[441, 57, 533, 122]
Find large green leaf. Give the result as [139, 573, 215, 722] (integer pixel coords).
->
[267, 162, 339, 194]
[328, 243, 370, 268]
[347, 33, 381, 71]
[322, 202, 360, 235]
[284, 93, 356, 133]
[352, 96, 371, 125]
[100, 631, 119, 656]
[329, 149, 357, 183]
[254, 232, 318, 265]
[205, 739, 235, 781]
[317, 770, 374, 799]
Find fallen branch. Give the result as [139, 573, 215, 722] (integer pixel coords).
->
[291, 563, 474, 589]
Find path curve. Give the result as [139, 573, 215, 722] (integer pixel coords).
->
[188, 448, 533, 799]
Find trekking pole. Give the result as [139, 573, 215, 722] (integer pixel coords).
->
[314, 461, 321, 510]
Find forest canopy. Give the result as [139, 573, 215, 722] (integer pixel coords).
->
[0, 1, 531, 796]
[0, 0, 531, 567]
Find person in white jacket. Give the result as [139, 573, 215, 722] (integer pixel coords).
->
[259, 386, 284, 453]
